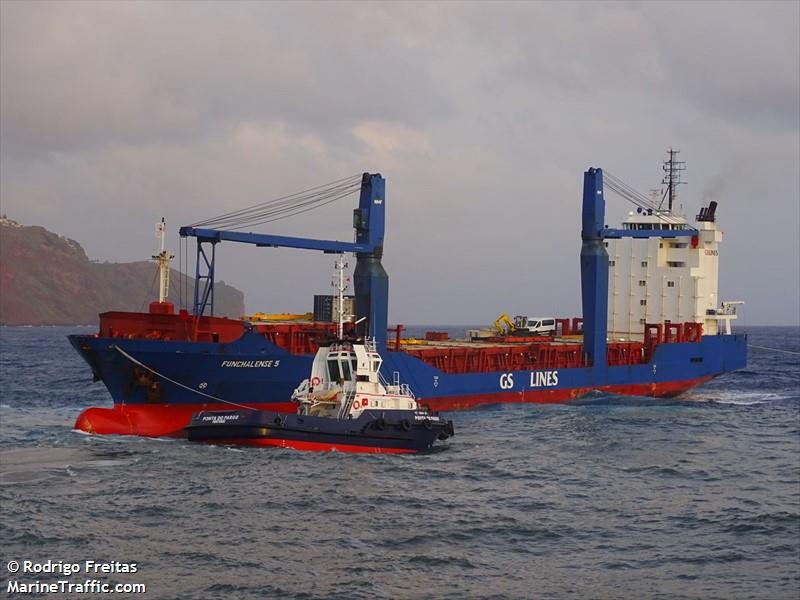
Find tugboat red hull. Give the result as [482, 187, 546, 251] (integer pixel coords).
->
[206, 438, 418, 454]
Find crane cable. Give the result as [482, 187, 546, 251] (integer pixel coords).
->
[603, 171, 687, 226]
[191, 174, 363, 230]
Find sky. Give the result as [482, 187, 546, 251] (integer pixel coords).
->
[2, 1, 798, 326]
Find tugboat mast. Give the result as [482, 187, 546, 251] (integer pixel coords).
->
[152, 218, 174, 303]
[333, 255, 350, 339]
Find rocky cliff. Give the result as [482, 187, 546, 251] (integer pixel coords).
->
[0, 218, 245, 325]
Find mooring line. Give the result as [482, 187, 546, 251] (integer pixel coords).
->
[748, 344, 800, 356]
[113, 345, 257, 411]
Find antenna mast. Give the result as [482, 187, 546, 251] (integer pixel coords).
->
[661, 148, 686, 212]
[332, 255, 351, 339]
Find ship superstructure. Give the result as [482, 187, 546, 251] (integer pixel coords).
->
[606, 152, 740, 340]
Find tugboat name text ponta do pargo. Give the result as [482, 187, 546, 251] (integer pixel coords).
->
[69, 152, 747, 437]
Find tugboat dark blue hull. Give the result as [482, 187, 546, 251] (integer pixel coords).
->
[186, 409, 455, 454]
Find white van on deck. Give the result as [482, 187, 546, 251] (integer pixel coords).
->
[513, 316, 557, 335]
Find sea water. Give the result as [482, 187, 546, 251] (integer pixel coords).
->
[0, 326, 798, 599]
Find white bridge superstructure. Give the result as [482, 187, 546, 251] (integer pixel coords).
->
[291, 258, 419, 419]
[292, 338, 418, 418]
[606, 206, 741, 340]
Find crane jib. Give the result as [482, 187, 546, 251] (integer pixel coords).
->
[177, 173, 389, 345]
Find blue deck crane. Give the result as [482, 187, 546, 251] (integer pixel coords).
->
[179, 173, 389, 346]
[580, 167, 698, 373]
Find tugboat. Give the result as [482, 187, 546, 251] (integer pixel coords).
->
[185, 257, 454, 453]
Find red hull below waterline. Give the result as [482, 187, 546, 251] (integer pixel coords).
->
[74, 402, 296, 437]
[418, 376, 714, 411]
[74, 376, 713, 438]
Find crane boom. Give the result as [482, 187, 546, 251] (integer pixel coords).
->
[177, 227, 374, 255]
[179, 173, 389, 345]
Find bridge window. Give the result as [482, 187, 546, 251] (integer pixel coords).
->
[340, 359, 352, 381]
[327, 359, 341, 382]
[667, 261, 686, 268]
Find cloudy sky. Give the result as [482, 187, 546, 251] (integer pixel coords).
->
[2, 1, 798, 325]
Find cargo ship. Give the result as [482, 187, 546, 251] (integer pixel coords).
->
[69, 153, 747, 436]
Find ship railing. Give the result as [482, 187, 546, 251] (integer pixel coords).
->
[379, 369, 416, 399]
[717, 303, 740, 315]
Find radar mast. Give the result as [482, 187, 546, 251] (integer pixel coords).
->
[660, 148, 686, 212]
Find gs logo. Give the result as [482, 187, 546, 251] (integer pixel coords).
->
[499, 372, 514, 390]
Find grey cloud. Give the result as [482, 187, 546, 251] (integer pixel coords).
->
[1, 2, 451, 156]
[1, 1, 797, 325]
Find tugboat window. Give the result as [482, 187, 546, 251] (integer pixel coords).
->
[327, 359, 341, 382]
[340, 360, 352, 380]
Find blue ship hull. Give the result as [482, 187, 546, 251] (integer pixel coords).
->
[68, 331, 747, 436]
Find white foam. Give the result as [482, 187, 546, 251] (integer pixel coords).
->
[686, 391, 791, 405]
